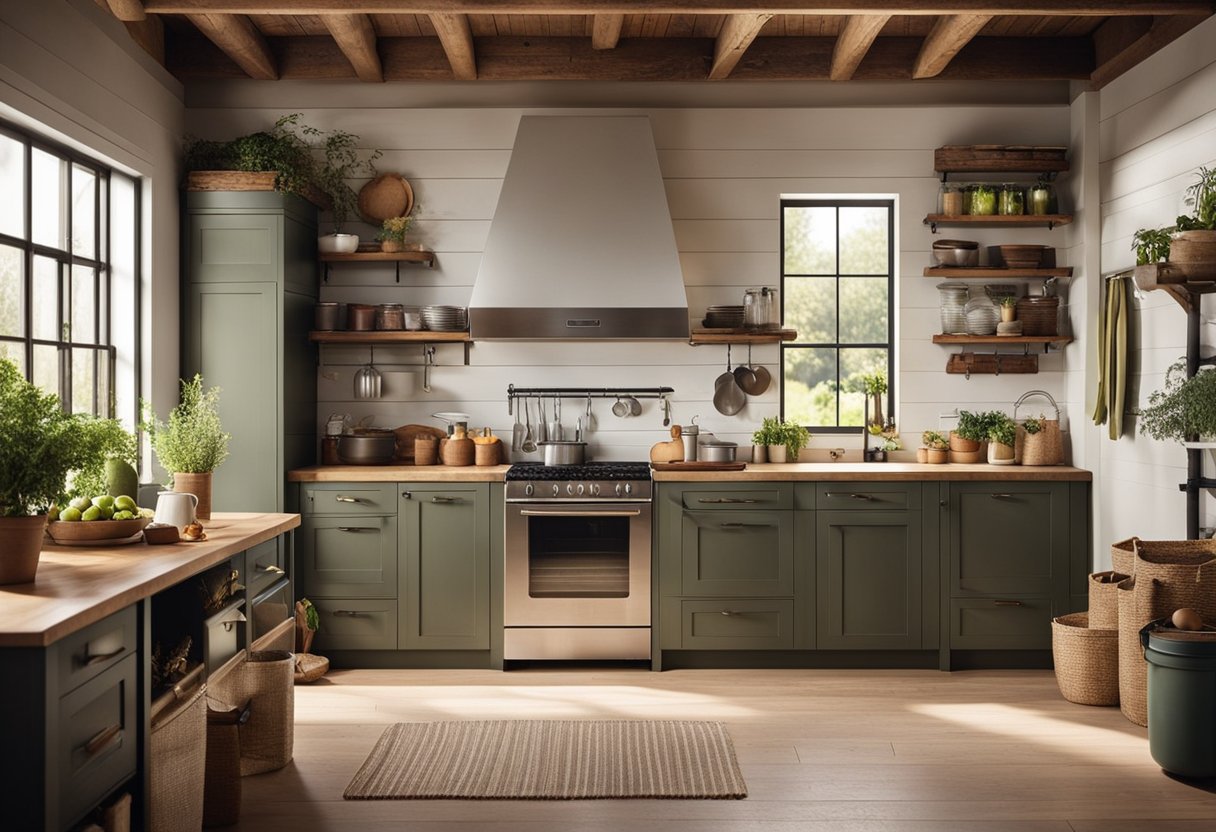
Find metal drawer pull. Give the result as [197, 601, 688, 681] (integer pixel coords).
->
[697, 498, 759, 504]
[993, 600, 1024, 607]
[990, 493, 1014, 499]
[401, 491, 412, 500]
[720, 610, 739, 616]
[825, 492, 875, 501]
[521, 509, 642, 518]
[719, 522, 768, 529]
[333, 610, 364, 617]
[82, 724, 123, 757]
[221, 611, 247, 632]
[431, 496, 459, 504]
[80, 646, 126, 667]
[337, 526, 374, 533]
[335, 495, 361, 503]
[257, 564, 285, 574]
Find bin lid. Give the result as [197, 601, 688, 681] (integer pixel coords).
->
[1146, 625, 1216, 657]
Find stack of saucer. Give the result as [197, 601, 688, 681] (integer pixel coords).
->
[421, 305, 469, 331]
[703, 305, 745, 328]
[997, 321, 1023, 336]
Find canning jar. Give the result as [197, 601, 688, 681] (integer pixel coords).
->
[939, 183, 964, 216]
[998, 184, 1025, 216]
[970, 184, 997, 216]
[743, 287, 774, 329]
[1028, 182, 1057, 215]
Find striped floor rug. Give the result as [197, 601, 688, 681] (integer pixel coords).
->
[343, 720, 748, 800]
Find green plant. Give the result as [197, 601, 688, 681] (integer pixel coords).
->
[855, 371, 888, 396]
[921, 430, 948, 450]
[376, 214, 414, 243]
[752, 416, 783, 446]
[1000, 296, 1018, 308]
[1175, 166, 1216, 232]
[0, 359, 129, 517]
[1021, 416, 1044, 435]
[780, 419, 811, 459]
[67, 423, 138, 500]
[987, 413, 1017, 448]
[141, 374, 231, 476]
[955, 410, 1001, 443]
[299, 597, 319, 632]
[1131, 226, 1175, 265]
[1139, 361, 1216, 442]
[312, 126, 382, 233]
[880, 436, 902, 452]
[183, 113, 316, 197]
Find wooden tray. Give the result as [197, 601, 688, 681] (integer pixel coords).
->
[651, 461, 748, 471]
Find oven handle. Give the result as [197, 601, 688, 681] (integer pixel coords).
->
[519, 509, 643, 518]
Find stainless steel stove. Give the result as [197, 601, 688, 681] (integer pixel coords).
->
[503, 461, 652, 660]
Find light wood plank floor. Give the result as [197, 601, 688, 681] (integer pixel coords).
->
[237, 668, 1216, 831]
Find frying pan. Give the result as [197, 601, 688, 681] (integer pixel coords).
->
[713, 345, 746, 416]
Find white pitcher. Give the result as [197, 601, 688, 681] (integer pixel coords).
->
[154, 491, 198, 530]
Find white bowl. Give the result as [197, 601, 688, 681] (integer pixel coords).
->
[318, 233, 360, 254]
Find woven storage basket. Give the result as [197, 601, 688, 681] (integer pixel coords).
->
[1118, 576, 1151, 726]
[1121, 538, 1216, 617]
[1089, 571, 1130, 630]
[1013, 390, 1065, 466]
[203, 697, 247, 827]
[209, 650, 294, 775]
[1016, 295, 1059, 336]
[149, 682, 206, 832]
[1052, 612, 1119, 706]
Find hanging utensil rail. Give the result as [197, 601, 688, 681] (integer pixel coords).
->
[506, 385, 674, 415]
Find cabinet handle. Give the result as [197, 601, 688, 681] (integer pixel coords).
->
[720, 609, 739, 616]
[697, 498, 759, 504]
[431, 496, 459, 504]
[993, 600, 1024, 607]
[82, 724, 122, 757]
[333, 610, 363, 617]
[401, 491, 412, 500]
[257, 564, 285, 574]
[990, 493, 1014, 499]
[79, 645, 126, 667]
[719, 522, 768, 529]
[335, 495, 361, 503]
[337, 526, 374, 533]
[825, 492, 875, 501]
[221, 611, 247, 632]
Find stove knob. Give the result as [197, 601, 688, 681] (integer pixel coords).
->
[552, 484, 560, 497]
[624, 483, 633, 496]
[577, 483, 585, 496]
[525, 483, 534, 498]
[566, 483, 575, 495]
[615, 483, 623, 497]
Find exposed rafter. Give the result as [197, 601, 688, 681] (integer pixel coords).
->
[591, 14, 624, 49]
[912, 14, 993, 78]
[1090, 13, 1209, 86]
[830, 14, 892, 80]
[187, 13, 278, 78]
[324, 13, 383, 81]
[105, 0, 147, 21]
[708, 13, 772, 80]
[430, 13, 477, 80]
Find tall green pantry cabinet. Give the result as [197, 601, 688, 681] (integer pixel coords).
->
[181, 191, 318, 512]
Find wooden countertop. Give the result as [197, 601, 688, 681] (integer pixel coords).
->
[650, 463, 1092, 481]
[0, 512, 300, 648]
[289, 465, 511, 482]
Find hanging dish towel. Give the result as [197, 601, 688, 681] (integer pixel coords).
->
[1092, 275, 1131, 439]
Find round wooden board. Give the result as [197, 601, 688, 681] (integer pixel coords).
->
[358, 173, 415, 223]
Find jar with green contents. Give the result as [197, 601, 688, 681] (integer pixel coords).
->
[1028, 182, 1058, 215]
[971, 184, 997, 216]
[998, 183, 1025, 216]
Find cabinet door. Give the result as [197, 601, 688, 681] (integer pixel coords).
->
[816, 511, 923, 650]
[949, 482, 1070, 598]
[186, 212, 283, 284]
[681, 510, 793, 597]
[297, 514, 398, 598]
[184, 281, 280, 513]
[399, 485, 489, 650]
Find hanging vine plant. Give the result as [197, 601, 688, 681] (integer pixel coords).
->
[1138, 360, 1216, 442]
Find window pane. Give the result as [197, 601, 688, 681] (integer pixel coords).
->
[784, 277, 835, 343]
[72, 165, 97, 259]
[0, 341, 24, 375]
[110, 174, 136, 426]
[0, 134, 24, 238]
[32, 344, 59, 398]
[32, 148, 63, 250]
[839, 206, 890, 275]
[71, 348, 95, 414]
[32, 256, 60, 341]
[71, 265, 96, 344]
[839, 278, 889, 344]
[0, 246, 22, 337]
[784, 347, 837, 427]
[97, 350, 113, 416]
[840, 348, 889, 428]
[783, 206, 836, 274]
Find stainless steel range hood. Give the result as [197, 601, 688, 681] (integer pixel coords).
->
[469, 116, 689, 340]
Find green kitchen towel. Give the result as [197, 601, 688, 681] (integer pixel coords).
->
[1093, 275, 1131, 438]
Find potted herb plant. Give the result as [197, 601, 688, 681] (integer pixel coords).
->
[999, 296, 1018, 323]
[1170, 165, 1216, 269]
[750, 416, 782, 463]
[856, 371, 888, 429]
[1132, 226, 1175, 266]
[313, 125, 382, 253]
[141, 374, 231, 521]
[1139, 360, 1216, 444]
[950, 409, 997, 462]
[987, 412, 1017, 465]
[920, 430, 949, 465]
[0, 359, 128, 584]
[781, 419, 811, 462]
[376, 214, 414, 253]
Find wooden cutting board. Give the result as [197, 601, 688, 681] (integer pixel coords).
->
[392, 424, 446, 463]
[651, 461, 748, 472]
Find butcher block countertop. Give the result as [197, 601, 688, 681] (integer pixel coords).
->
[650, 463, 1092, 482]
[289, 465, 511, 482]
[0, 512, 299, 648]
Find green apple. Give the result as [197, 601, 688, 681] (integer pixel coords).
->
[81, 505, 102, 522]
[91, 495, 115, 511]
[69, 496, 91, 512]
[112, 510, 135, 521]
[114, 495, 137, 512]
[138, 507, 155, 519]
[60, 506, 82, 522]
[48, 505, 60, 521]
[98, 505, 115, 520]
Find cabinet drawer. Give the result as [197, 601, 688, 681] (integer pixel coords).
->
[302, 483, 399, 516]
[55, 606, 137, 695]
[680, 487, 792, 511]
[57, 655, 137, 829]
[681, 600, 794, 650]
[950, 597, 1052, 650]
[246, 538, 286, 597]
[313, 599, 398, 650]
[298, 514, 398, 597]
[813, 483, 921, 511]
[681, 511, 794, 597]
[950, 484, 1067, 597]
[203, 602, 247, 673]
[250, 578, 292, 644]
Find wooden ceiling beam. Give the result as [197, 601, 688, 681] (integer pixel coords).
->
[912, 14, 993, 78]
[186, 13, 278, 78]
[591, 14, 624, 49]
[142, 2, 1216, 18]
[709, 13, 773, 79]
[105, 0, 147, 21]
[830, 13, 891, 80]
[1090, 13, 1209, 86]
[430, 13, 477, 79]
[99, 1, 165, 62]
[323, 13, 383, 81]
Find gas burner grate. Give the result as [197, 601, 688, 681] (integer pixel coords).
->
[506, 462, 652, 482]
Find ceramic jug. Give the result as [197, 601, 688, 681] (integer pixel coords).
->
[154, 490, 198, 530]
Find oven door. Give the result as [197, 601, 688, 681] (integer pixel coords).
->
[504, 501, 651, 627]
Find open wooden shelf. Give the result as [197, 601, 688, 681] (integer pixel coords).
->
[320, 250, 434, 265]
[1132, 263, 1216, 313]
[924, 267, 1073, 279]
[932, 334, 1072, 348]
[309, 330, 469, 344]
[934, 146, 1069, 176]
[924, 214, 1073, 232]
[689, 327, 797, 346]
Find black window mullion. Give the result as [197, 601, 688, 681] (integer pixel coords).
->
[22, 140, 32, 380]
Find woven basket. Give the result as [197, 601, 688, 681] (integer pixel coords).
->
[149, 682, 206, 832]
[1016, 295, 1059, 336]
[203, 697, 246, 827]
[1013, 390, 1065, 465]
[1118, 576, 1152, 726]
[1052, 612, 1119, 706]
[1089, 571, 1130, 630]
[1112, 538, 1216, 617]
[209, 650, 295, 776]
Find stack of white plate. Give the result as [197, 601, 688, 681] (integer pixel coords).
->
[421, 305, 468, 332]
[703, 305, 745, 328]
[937, 282, 969, 335]
[964, 296, 999, 336]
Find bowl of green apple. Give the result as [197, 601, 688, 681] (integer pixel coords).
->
[47, 495, 153, 543]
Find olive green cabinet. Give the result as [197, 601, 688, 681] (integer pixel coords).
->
[181, 191, 317, 513]
[680, 511, 794, 597]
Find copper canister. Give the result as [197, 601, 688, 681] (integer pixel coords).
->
[375, 303, 405, 330]
[321, 435, 341, 465]
[347, 303, 376, 331]
[314, 302, 341, 331]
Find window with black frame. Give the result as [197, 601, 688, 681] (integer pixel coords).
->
[0, 121, 140, 426]
[780, 198, 894, 431]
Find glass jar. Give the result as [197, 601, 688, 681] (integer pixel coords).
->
[939, 183, 964, 216]
[743, 287, 774, 330]
[998, 184, 1025, 216]
[375, 303, 405, 330]
[1028, 182, 1057, 215]
[970, 184, 997, 216]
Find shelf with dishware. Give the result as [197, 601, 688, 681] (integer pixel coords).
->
[924, 214, 1073, 233]
[932, 334, 1073, 349]
[308, 331, 470, 344]
[689, 328, 798, 346]
[319, 249, 436, 281]
[923, 267, 1073, 279]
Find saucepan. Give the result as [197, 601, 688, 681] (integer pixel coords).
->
[538, 440, 586, 466]
[338, 429, 397, 465]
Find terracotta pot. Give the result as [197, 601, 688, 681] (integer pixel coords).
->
[949, 432, 982, 453]
[0, 514, 48, 585]
[380, 239, 403, 253]
[916, 447, 928, 464]
[174, 472, 213, 521]
[927, 448, 949, 464]
[1169, 230, 1216, 280]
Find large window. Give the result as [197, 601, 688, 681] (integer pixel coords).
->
[0, 121, 140, 425]
[781, 198, 894, 431]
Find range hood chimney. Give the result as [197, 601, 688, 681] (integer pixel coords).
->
[469, 116, 689, 340]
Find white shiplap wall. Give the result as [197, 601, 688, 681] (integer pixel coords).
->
[184, 101, 1075, 463]
[1096, 14, 1216, 559]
